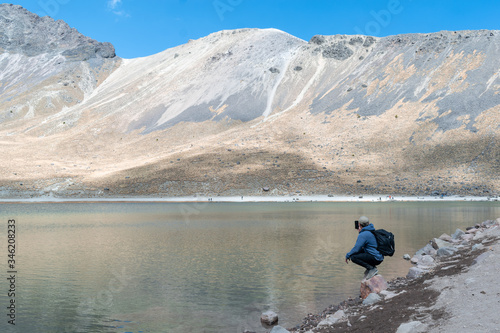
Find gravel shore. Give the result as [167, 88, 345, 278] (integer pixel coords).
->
[285, 218, 500, 333]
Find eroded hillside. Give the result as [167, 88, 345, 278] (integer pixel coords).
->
[0, 5, 498, 198]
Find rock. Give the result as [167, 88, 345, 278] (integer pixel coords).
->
[483, 226, 500, 237]
[396, 321, 427, 333]
[379, 290, 400, 299]
[431, 238, 453, 250]
[451, 228, 466, 240]
[360, 275, 388, 299]
[309, 35, 326, 45]
[0, 4, 116, 58]
[416, 243, 437, 256]
[472, 244, 485, 252]
[317, 309, 346, 326]
[438, 233, 452, 242]
[417, 255, 436, 268]
[363, 36, 376, 47]
[407, 267, 425, 279]
[362, 293, 381, 305]
[472, 252, 491, 266]
[403, 254, 411, 260]
[261, 311, 278, 326]
[317, 316, 339, 327]
[270, 325, 290, 333]
[410, 254, 422, 264]
[481, 220, 496, 228]
[472, 231, 486, 241]
[461, 233, 474, 241]
[437, 246, 459, 257]
[331, 309, 346, 321]
[465, 228, 479, 234]
[322, 43, 354, 60]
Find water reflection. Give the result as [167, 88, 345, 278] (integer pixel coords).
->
[0, 202, 498, 332]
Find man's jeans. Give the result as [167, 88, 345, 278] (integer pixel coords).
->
[350, 252, 382, 270]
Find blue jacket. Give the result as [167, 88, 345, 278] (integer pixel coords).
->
[345, 224, 384, 261]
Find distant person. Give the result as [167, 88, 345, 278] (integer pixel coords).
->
[345, 216, 384, 279]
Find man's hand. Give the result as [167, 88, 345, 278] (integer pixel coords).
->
[345, 258, 350, 264]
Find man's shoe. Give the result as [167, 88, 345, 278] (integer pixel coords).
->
[365, 268, 378, 280]
[363, 269, 370, 278]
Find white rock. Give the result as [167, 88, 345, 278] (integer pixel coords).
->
[270, 325, 290, 333]
[473, 232, 486, 241]
[451, 228, 465, 240]
[410, 254, 421, 264]
[419, 255, 435, 266]
[472, 244, 484, 251]
[437, 246, 458, 257]
[407, 267, 425, 279]
[317, 316, 339, 327]
[416, 243, 436, 256]
[380, 289, 405, 299]
[461, 233, 474, 241]
[396, 320, 427, 333]
[331, 309, 345, 321]
[431, 238, 453, 250]
[261, 311, 278, 326]
[362, 293, 382, 305]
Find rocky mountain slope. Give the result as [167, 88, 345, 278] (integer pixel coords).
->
[0, 4, 498, 198]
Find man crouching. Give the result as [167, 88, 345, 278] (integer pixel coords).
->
[345, 216, 384, 280]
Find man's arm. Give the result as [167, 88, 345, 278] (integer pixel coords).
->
[345, 233, 367, 259]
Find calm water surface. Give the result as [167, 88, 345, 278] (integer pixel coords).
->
[0, 201, 498, 333]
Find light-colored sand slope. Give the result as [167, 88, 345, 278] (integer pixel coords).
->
[0, 5, 498, 198]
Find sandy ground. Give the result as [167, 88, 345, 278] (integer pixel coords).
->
[427, 232, 500, 332]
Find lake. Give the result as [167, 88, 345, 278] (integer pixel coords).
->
[0, 201, 498, 332]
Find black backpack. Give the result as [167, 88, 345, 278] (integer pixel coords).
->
[370, 229, 395, 257]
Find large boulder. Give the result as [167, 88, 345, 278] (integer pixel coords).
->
[360, 275, 388, 299]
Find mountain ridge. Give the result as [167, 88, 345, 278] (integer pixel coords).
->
[0, 5, 498, 198]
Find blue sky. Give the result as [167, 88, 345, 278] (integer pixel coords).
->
[9, 0, 500, 58]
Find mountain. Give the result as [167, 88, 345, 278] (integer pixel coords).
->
[1, 4, 498, 199]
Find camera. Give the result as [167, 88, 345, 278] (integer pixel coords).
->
[354, 220, 359, 229]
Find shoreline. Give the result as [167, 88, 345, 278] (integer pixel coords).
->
[0, 194, 498, 204]
[286, 217, 500, 333]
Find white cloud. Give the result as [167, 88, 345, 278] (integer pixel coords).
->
[108, 0, 122, 10]
[107, 0, 130, 18]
